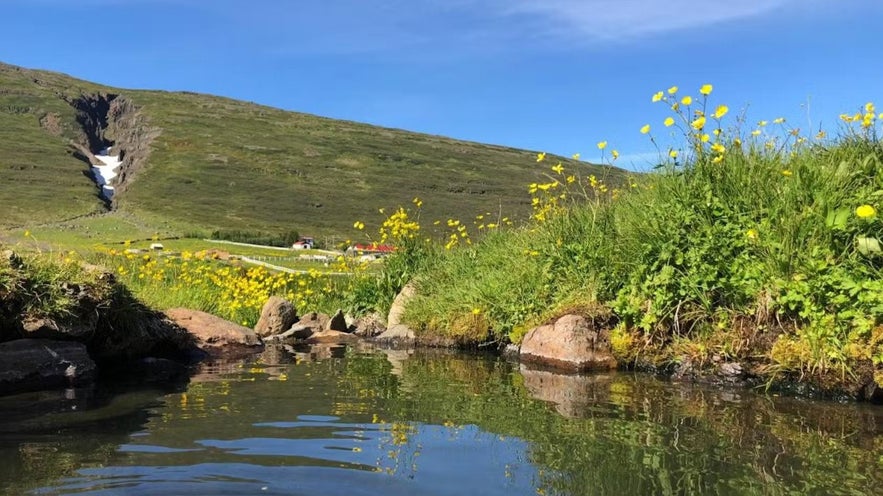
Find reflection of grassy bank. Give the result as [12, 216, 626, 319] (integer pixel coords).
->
[392, 91, 883, 397]
[342, 351, 883, 495]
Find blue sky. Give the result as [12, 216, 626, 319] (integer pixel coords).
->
[2, 0, 882, 169]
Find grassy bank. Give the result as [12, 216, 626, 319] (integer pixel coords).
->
[390, 89, 883, 396]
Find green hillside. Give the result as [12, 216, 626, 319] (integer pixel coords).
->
[0, 61, 627, 239]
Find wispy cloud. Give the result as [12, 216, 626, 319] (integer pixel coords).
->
[496, 0, 803, 41]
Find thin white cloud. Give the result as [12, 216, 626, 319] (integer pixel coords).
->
[498, 0, 802, 41]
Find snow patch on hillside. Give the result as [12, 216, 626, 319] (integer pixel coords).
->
[92, 147, 121, 200]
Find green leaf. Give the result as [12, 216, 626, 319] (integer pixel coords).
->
[826, 208, 850, 230]
[856, 237, 882, 255]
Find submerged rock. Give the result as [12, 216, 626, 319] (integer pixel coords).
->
[0, 339, 96, 395]
[519, 314, 617, 372]
[305, 329, 360, 344]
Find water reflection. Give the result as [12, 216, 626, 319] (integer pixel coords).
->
[0, 345, 880, 496]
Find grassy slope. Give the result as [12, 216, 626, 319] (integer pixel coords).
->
[0, 61, 627, 239]
[0, 64, 107, 226]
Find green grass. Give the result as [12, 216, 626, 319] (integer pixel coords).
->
[390, 97, 883, 397]
[0, 61, 627, 240]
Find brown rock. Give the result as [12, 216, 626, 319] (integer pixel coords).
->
[328, 309, 348, 332]
[165, 308, 261, 348]
[305, 330, 360, 344]
[22, 316, 97, 341]
[0, 339, 96, 395]
[254, 297, 297, 337]
[519, 314, 616, 372]
[296, 312, 330, 333]
[352, 313, 386, 337]
[386, 282, 416, 329]
[375, 324, 415, 342]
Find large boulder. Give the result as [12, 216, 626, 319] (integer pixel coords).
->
[165, 308, 261, 351]
[0, 339, 97, 395]
[254, 297, 297, 337]
[519, 314, 616, 372]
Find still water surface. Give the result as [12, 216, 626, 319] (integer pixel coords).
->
[1, 345, 881, 495]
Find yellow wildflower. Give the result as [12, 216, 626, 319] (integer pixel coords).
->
[353, 221, 365, 230]
[711, 143, 726, 154]
[699, 84, 713, 96]
[781, 170, 793, 177]
[691, 116, 706, 130]
[640, 124, 651, 134]
[597, 141, 608, 150]
[856, 205, 876, 219]
[773, 117, 785, 124]
[651, 91, 664, 103]
[571, 153, 580, 160]
[536, 152, 546, 162]
[664, 117, 675, 127]
[669, 149, 678, 159]
[713, 104, 729, 119]
[700, 133, 710, 143]
[551, 163, 564, 174]
[681, 96, 693, 106]
[612, 150, 620, 160]
[746, 229, 758, 240]
[667, 86, 678, 95]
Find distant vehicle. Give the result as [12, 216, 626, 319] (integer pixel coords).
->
[291, 237, 315, 250]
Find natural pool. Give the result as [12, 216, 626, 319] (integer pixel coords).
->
[1, 345, 881, 495]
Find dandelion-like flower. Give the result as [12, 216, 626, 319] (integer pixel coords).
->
[597, 141, 608, 150]
[652, 91, 664, 103]
[667, 86, 678, 95]
[669, 149, 678, 158]
[664, 117, 675, 127]
[640, 124, 651, 134]
[699, 84, 713, 96]
[856, 205, 877, 219]
[681, 96, 693, 106]
[691, 116, 706, 130]
[713, 105, 729, 119]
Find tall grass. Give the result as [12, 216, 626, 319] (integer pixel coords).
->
[398, 92, 883, 393]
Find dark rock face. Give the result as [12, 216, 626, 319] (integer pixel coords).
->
[328, 309, 348, 332]
[254, 297, 297, 337]
[0, 339, 96, 395]
[165, 308, 261, 351]
[519, 314, 617, 372]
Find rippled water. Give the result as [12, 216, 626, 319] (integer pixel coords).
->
[1, 345, 881, 495]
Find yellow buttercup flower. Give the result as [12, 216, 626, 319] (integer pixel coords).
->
[651, 91, 664, 103]
[856, 205, 876, 219]
[551, 163, 564, 174]
[571, 153, 580, 160]
[536, 152, 546, 162]
[640, 124, 651, 134]
[667, 86, 678, 95]
[691, 116, 706, 130]
[669, 149, 678, 158]
[746, 229, 758, 240]
[700, 133, 710, 143]
[713, 105, 729, 119]
[711, 143, 726, 154]
[664, 117, 675, 127]
[597, 141, 608, 150]
[681, 96, 693, 106]
[773, 117, 785, 124]
[699, 84, 713, 96]
[781, 170, 792, 177]
[612, 150, 620, 160]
